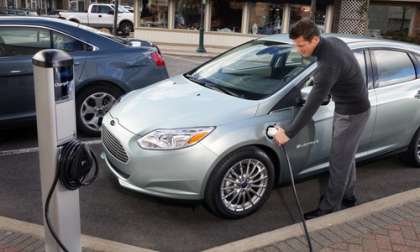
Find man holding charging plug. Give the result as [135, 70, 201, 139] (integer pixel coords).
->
[273, 19, 371, 220]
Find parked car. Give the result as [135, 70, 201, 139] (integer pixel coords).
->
[0, 8, 38, 16]
[102, 34, 420, 219]
[0, 17, 168, 136]
[59, 3, 134, 35]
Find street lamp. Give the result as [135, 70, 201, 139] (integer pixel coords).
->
[197, 0, 206, 53]
[113, 0, 119, 35]
[310, 0, 317, 22]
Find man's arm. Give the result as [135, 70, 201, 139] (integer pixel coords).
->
[283, 64, 340, 139]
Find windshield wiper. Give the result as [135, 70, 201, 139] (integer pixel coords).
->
[207, 84, 242, 98]
[184, 74, 242, 98]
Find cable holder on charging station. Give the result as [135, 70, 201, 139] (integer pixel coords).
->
[45, 139, 98, 252]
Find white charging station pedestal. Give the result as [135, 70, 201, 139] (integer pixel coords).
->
[33, 49, 81, 252]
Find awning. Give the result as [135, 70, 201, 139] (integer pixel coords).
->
[242, 0, 334, 6]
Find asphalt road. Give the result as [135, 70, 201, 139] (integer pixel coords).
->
[1, 55, 420, 252]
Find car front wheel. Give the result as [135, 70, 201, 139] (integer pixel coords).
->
[76, 85, 123, 136]
[204, 147, 275, 219]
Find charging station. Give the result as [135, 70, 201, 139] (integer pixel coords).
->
[33, 49, 81, 252]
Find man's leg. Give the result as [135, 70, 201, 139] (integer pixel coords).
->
[344, 159, 356, 199]
[319, 110, 369, 212]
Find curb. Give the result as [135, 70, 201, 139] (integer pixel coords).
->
[204, 187, 420, 252]
[0, 216, 155, 252]
[161, 50, 218, 58]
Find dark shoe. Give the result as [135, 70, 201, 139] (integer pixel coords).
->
[342, 196, 357, 208]
[304, 208, 333, 220]
[319, 195, 358, 208]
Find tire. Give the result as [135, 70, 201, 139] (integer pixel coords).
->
[401, 128, 420, 167]
[76, 84, 123, 137]
[119, 21, 133, 36]
[204, 147, 275, 219]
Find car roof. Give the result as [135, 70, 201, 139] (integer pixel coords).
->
[260, 33, 420, 53]
[0, 16, 123, 49]
[0, 16, 83, 26]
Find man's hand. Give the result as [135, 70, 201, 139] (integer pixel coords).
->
[274, 127, 290, 145]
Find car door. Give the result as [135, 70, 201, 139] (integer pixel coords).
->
[89, 5, 102, 27]
[95, 5, 114, 27]
[0, 26, 50, 121]
[369, 48, 420, 153]
[291, 49, 376, 176]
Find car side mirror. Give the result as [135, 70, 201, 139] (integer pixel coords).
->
[108, 10, 115, 15]
[299, 86, 331, 106]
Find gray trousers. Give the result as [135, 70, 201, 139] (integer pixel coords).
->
[319, 109, 370, 211]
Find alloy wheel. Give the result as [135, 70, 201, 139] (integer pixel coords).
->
[80, 92, 116, 132]
[220, 159, 268, 213]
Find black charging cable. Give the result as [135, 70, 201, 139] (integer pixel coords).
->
[267, 126, 313, 252]
[44, 139, 98, 252]
[280, 144, 313, 252]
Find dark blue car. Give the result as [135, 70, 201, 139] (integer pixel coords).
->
[0, 17, 169, 135]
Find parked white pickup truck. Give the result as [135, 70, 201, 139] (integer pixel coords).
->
[59, 3, 134, 35]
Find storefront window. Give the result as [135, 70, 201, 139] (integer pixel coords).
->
[140, 0, 169, 28]
[175, 0, 201, 30]
[211, 0, 242, 33]
[248, 3, 283, 35]
[69, 0, 77, 11]
[368, 5, 415, 38]
[31, 0, 36, 10]
[290, 5, 327, 33]
[7, 0, 15, 8]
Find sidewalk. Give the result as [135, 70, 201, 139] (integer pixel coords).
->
[253, 200, 420, 252]
[206, 188, 420, 252]
[156, 43, 229, 58]
[0, 216, 154, 252]
[2, 188, 420, 252]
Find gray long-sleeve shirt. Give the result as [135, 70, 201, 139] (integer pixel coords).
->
[284, 36, 371, 139]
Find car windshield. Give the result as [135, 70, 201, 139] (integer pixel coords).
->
[186, 40, 315, 100]
[110, 5, 130, 13]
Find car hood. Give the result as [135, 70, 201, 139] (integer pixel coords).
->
[109, 75, 259, 134]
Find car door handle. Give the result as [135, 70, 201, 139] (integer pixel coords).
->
[9, 70, 21, 74]
[99, 15, 102, 17]
[415, 90, 420, 99]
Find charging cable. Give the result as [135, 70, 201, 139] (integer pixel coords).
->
[44, 139, 98, 252]
[267, 126, 313, 252]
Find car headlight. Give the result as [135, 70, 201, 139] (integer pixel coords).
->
[137, 127, 215, 150]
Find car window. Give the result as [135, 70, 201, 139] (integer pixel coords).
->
[0, 27, 50, 57]
[353, 50, 367, 86]
[91, 5, 100, 13]
[16, 10, 26, 15]
[290, 50, 366, 89]
[53, 32, 92, 52]
[99, 5, 112, 14]
[373, 50, 416, 87]
[187, 40, 315, 100]
[413, 54, 420, 78]
[110, 4, 130, 13]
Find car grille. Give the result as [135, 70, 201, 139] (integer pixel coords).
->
[102, 126, 129, 163]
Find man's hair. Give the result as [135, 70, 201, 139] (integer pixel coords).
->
[289, 18, 320, 41]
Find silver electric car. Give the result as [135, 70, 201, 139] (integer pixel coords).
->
[101, 34, 420, 219]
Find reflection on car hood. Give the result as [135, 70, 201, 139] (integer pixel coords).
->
[109, 75, 259, 134]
